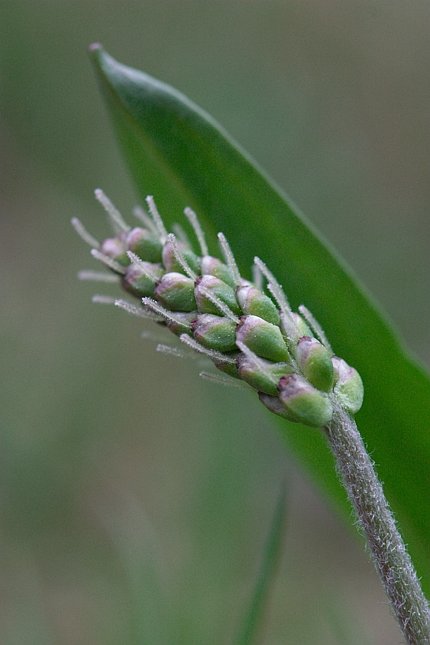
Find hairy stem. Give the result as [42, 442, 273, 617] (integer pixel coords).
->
[325, 405, 430, 644]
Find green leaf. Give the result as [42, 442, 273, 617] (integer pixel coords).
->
[89, 45, 430, 591]
[235, 482, 287, 645]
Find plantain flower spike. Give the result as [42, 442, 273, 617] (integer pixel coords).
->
[73, 190, 364, 428]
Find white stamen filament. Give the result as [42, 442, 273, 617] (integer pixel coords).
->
[217, 232, 241, 286]
[166, 233, 197, 279]
[95, 188, 130, 234]
[142, 297, 192, 328]
[146, 196, 168, 242]
[172, 223, 191, 246]
[126, 251, 159, 281]
[298, 305, 333, 353]
[179, 334, 236, 364]
[253, 257, 290, 314]
[71, 217, 100, 248]
[90, 248, 126, 275]
[199, 371, 243, 389]
[132, 205, 158, 234]
[198, 286, 239, 324]
[184, 207, 208, 257]
[78, 270, 118, 283]
[156, 344, 187, 358]
[115, 299, 159, 319]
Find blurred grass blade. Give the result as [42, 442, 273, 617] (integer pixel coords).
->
[89, 45, 430, 591]
[235, 483, 287, 645]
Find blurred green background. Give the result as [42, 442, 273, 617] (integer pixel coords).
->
[1, 1, 429, 643]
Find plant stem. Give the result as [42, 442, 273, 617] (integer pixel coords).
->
[325, 405, 430, 644]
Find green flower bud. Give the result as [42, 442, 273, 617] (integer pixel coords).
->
[332, 357, 364, 414]
[166, 312, 197, 336]
[258, 391, 298, 422]
[236, 315, 289, 362]
[281, 311, 312, 343]
[121, 263, 163, 297]
[155, 272, 196, 312]
[236, 285, 280, 325]
[277, 374, 333, 427]
[292, 313, 312, 338]
[201, 256, 235, 288]
[295, 336, 334, 392]
[162, 240, 200, 275]
[237, 355, 292, 395]
[195, 275, 240, 315]
[126, 227, 163, 263]
[213, 354, 240, 379]
[100, 237, 129, 267]
[193, 314, 237, 352]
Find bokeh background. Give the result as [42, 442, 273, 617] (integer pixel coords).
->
[1, 1, 430, 643]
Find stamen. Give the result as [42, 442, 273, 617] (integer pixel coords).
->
[94, 188, 130, 234]
[253, 257, 290, 314]
[298, 305, 333, 353]
[198, 286, 239, 323]
[92, 294, 116, 305]
[115, 299, 160, 320]
[166, 233, 197, 279]
[91, 248, 126, 275]
[71, 217, 99, 248]
[78, 270, 118, 283]
[252, 262, 263, 291]
[184, 207, 208, 257]
[179, 334, 236, 364]
[145, 196, 168, 242]
[142, 297, 193, 329]
[156, 344, 187, 358]
[217, 232, 241, 286]
[126, 251, 160, 280]
[199, 371, 243, 389]
[236, 340, 277, 385]
[172, 223, 191, 246]
[132, 205, 158, 234]
[141, 330, 170, 342]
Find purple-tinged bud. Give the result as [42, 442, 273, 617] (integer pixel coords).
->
[166, 312, 197, 336]
[155, 272, 196, 312]
[259, 392, 298, 421]
[295, 336, 334, 392]
[277, 374, 333, 427]
[236, 315, 289, 363]
[195, 275, 240, 315]
[162, 240, 200, 275]
[125, 227, 162, 263]
[236, 285, 280, 325]
[201, 256, 235, 288]
[238, 355, 292, 396]
[193, 314, 237, 353]
[100, 237, 129, 266]
[121, 263, 163, 297]
[332, 357, 364, 414]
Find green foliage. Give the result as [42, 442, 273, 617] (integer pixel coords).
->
[89, 45, 430, 591]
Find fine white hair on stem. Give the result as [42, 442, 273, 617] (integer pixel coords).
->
[156, 344, 187, 358]
[115, 299, 160, 320]
[198, 286, 239, 324]
[172, 223, 191, 246]
[199, 371, 244, 389]
[145, 195, 168, 242]
[179, 334, 236, 364]
[126, 251, 159, 281]
[141, 297, 193, 329]
[94, 188, 130, 234]
[78, 270, 119, 283]
[253, 257, 290, 314]
[166, 233, 197, 279]
[184, 207, 208, 257]
[71, 217, 100, 248]
[298, 305, 332, 353]
[132, 205, 158, 234]
[217, 232, 241, 286]
[90, 248, 126, 275]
